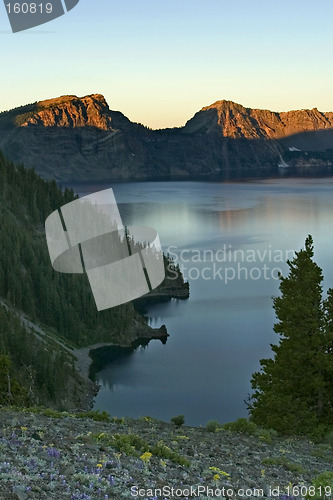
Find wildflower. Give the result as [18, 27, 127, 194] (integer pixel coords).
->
[214, 474, 220, 482]
[97, 463, 103, 468]
[209, 466, 230, 477]
[47, 447, 61, 458]
[140, 451, 152, 472]
[140, 452, 152, 463]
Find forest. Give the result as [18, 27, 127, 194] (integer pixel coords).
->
[0, 151, 180, 408]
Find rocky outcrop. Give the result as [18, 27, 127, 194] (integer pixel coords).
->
[19, 94, 114, 130]
[1, 94, 333, 182]
[187, 100, 333, 140]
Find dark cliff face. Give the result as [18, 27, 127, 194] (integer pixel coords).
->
[1, 94, 333, 182]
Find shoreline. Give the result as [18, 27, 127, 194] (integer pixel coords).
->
[72, 324, 169, 410]
[72, 279, 190, 411]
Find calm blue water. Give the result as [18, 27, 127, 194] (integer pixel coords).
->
[71, 179, 333, 426]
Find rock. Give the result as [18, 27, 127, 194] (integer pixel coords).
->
[21, 94, 113, 131]
[31, 432, 42, 441]
[0, 408, 330, 499]
[62, 465, 75, 476]
[12, 486, 27, 500]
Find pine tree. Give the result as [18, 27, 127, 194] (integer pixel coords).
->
[249, 235, 333, 434]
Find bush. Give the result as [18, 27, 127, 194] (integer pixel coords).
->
[75, 410, 110, 422]
[151, 442, 190, 467]
[112, 417, 125, 425]
[171, 414, 185, 427]
[262, 456, 304, 474]
[113, 434, 149, 455]
[41, 408, 64, 419]
[139, 416, 157, 423]
[223, 418, 257, 435]
[94, 433, 149, 456]
[312, 444, 333, 463]
[206, 420, 220, 433]
[324, 430, 333, 446]
[93, 433, 191, 466]
[306, 471, 333, 499]
[254, 427, 278, 444]
[309, 424, 331, 442]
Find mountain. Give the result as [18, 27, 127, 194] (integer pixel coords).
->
[1, 95, 333, 182]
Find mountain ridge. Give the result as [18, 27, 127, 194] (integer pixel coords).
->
[1, 94, 333, 182]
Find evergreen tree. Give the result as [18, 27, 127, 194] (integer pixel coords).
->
[0, 354, 28, 405]
[249, 235, 333, 434]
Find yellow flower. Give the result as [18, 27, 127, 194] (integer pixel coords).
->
[140, 452, 152, 463]
[214, 474, 220, 481]
[209, 466, 230, 477]
[97, 463, 103, 468]
[21, 427, 27, 431]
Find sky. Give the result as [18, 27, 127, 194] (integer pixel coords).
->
[1, 0, 333, 129]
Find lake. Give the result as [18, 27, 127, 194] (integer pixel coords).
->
[71, 178, 333, 426]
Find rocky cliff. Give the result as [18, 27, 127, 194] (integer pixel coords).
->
[1, 94, 333, 182]
[187, 100, 333, 139]
[20, 94, 114, 130]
